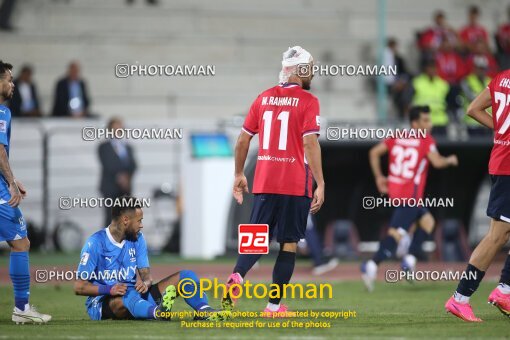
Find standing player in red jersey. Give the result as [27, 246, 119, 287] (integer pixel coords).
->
[446, 69, 510, 322]
[361, 106, 458, 292]
[222, 46, 325, 316]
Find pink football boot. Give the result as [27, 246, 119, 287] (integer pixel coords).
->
[221, 273, 243, 311]
[488, 286, 510, 317]
[262, 304, 294, 318]
[445, 296, 482, 322]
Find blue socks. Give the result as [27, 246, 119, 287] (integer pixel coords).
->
[122, 289, 156, 319]
[409, 228, 429, 259]
[373, 236, 397, 265]
[179, 270, 209, 310]
[269, 250, 296, 304]
[122, 269, 211, 319]
[10, 251, 30, 311]
[234, 254, 263, 278]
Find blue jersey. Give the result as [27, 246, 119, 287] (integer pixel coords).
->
[0, 104, 11, 202]
[76, 227, 150, 289]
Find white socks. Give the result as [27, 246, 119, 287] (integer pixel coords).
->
[365, 260, 378, 277]
[266, 302, 280, 312]
[453, 291, 470, 304]
[453, 283, 510, 304]
[402, 254, 417, 269]
[497, 283, 510, 294]
[14, 303, 30, 312]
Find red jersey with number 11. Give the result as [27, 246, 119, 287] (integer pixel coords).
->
[242, 83, 320, 198]
[488, 70, 510, 175]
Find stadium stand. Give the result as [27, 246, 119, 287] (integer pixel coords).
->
[1, 0, 508, 250]
[1, 0, 505, 120]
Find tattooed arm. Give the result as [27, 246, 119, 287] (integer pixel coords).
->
[0, 146, 22, 207]
[135, 267, 153, 294]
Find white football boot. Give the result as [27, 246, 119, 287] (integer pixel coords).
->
[12, 304, 52, 324]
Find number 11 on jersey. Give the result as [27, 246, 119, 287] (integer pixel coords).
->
[262, 110, 289, 150]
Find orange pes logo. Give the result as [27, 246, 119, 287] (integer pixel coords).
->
[238, 224, 269, 254]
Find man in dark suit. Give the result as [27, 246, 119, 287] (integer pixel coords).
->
[98, 118, 137, 227]
[52, 61, 90, 117]
[0, 0, 16, 31]
[10, 65, 42, 117]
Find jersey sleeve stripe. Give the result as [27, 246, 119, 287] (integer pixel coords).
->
[242, 126, 256, 136]
[303, 129, 320, 137]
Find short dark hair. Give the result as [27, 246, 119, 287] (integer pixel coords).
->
[469, 5, 480, 15]
[434, 10, 445, 20]
[0, 61, 13, 79]
[107, 117, 122, 130]
[423, 59, 436, 71]
[387, 38, 397, 47]
[111, 196, 142, 220]
[409, 105, 430, 123]
[19, 64, 32, 74]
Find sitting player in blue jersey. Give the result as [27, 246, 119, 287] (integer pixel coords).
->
[74, 196, 230, 321]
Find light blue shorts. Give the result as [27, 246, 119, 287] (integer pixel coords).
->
[0, 204, 26, 242]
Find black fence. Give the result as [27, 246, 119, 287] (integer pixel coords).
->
[228, 136, 493, 246]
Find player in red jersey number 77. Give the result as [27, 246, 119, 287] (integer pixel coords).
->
[223, 46, 325, 316]
[445, 69, 510, 322]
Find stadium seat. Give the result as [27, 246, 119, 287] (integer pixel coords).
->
[331, 219, 360, 260]
[435, 219, 471, 262]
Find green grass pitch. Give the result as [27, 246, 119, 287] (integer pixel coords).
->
[0, 281, 509, 339]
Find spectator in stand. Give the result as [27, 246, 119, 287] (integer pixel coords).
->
[435, 40, 466, 119]
[496, 5, 510, 70]
[384, 38, 411, 120]
[98, 118, 137, 227]
[435, 40, 466, 84]
[461, 56, 492, 135]
[459, 5, 489, 54]
[52, 61, 91, 118]
[409, 61, 450, 136]
[0, 0, 16, 31]
[466, 41, 499, 78]
[418, 10, 458, 66]
[10, 65, 42, 118]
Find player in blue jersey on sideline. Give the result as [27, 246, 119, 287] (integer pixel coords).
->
[74, 196, 231, 321]
[0, 61, 51, 324]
